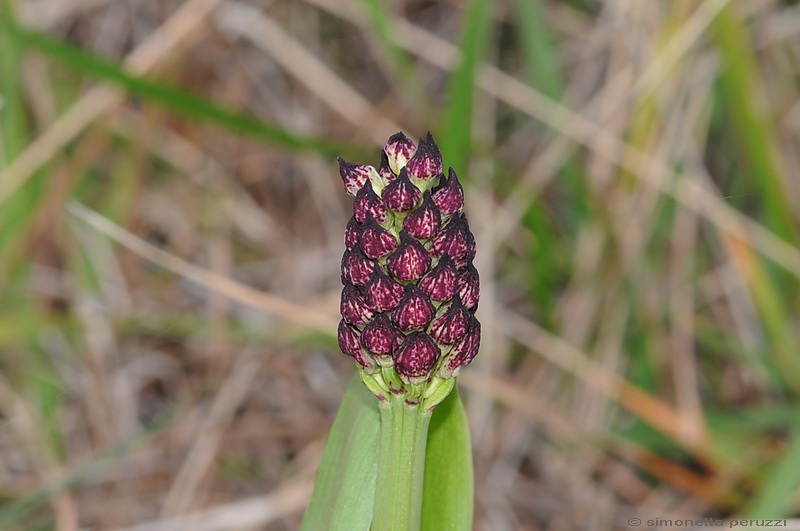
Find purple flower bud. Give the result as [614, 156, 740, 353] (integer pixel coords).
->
[382, 168, 421, 212]
[429, 296, 471, 345]
[419, 255, 457, 301]
[354, 184, 388, 224]
[406, 132, 443, 188]
[365, 267, 405, 312]
[432, 167, 465, 215]
[360, 216, 398, 259]
[440, 317, 480, 378]
[344, 217, 360, 250]
[339, 158, 378, 197]
[387, 232, 431, 282]
[454, 230, 476, 269]
[338, 320, 376, 370]
[402, 191, 441, 240]
[340, 282, 375, 326]
[456, 264, 480, 310]
[391, 284, 435, 332]
[384, 132, 417, 174]
[360, 314, 404, 362]
[431, 214, 469, 260]
[341, 245, 375, 286]
[379, 151, 397, 184]
[395, 332, 441, 384]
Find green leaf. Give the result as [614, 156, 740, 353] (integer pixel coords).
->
[301, 373, 381, 531]
[438, 0, 493, 173]
[513, 0, 564, 100]
[421, 386, 473, 531]
[743, 428, 800, 518]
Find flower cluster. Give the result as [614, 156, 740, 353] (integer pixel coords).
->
[337, 132, 480, 408]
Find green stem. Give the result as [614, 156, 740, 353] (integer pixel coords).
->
[372, 396, 432, 531]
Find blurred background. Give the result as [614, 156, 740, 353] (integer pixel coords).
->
[2, 0, 800, 529]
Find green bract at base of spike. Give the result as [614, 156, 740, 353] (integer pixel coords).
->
[360, 366, 456, 412]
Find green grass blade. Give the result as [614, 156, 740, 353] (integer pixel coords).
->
[421, 386, 473, 531]
[356, 0, 429, 113]
[301, 373, 381, 531]
[438, 0, 493, 173]
[7, 22, 363, 159]
[712, 4, 796, 243]
[513, 0, 563, 100]
[0, 6, 27, 160]
[743, 428, 800, 518]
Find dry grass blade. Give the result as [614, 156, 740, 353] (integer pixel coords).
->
[217, 2, 401, 145]
[113, 481, 313, 531]
[0, 0, 225, 208]
[68, 202, 338, 333]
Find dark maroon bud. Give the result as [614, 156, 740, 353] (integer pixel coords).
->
[391, 284, 436, 332]
[382, 168, 421, 212]
[419, 255, 457, 301]
[454, 229, 476, 269]
[360, 314, 404, 360]
[402, 191, 441, 239]
[360, 216, 398, 259]
[456, 264, 480, 310]
[379, 150, 397, 184]
[341, 245, 375, 286]
[338, 320, 376, 370]
[340, 282, 375, 326]
[394, 332, 441, 384]
[345, 216, 360, 250]
[339, 158, 378, 197]
[431, 214, 469, 260]
[365, 267, 405, 312]
[354, 184, 388, 224]
[433, 167, 465, 215]
[387, 232, 431, 282]
[384, 131, 417, 174]
[406, 132, 443, 187]
[441, 317, 480, 378]
[429, 295, 471, 345]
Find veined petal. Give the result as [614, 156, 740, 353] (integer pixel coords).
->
[457, 264, 480, 310]
[406, 132, 443, 190]
[354, 184, 388, 224]
[402, 191, 441, 240]
[382, 168, 421, 212]
[338, 320, 377, 371]
[360, 314, 404, 364]
[341, 245, 375, 286]
[365, 267, 405, 313]
[340, 282, 375, 326]
[395, 332, 440, 384]
[419, 254, 457, 301]
[391, 284, 436, 332]
[360, 216, 398, 259]
[432, 167, 465, 215]
[387, 232, 431, 281]
[379, 150, 397, 185]
[431, 213, 469, 260]
[384, 131, 417, 174]
[439, 317, 480, 378]
[429, 295, 471, 345]
[344, 216, 360, 250]
[338, 158, 378, 197]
